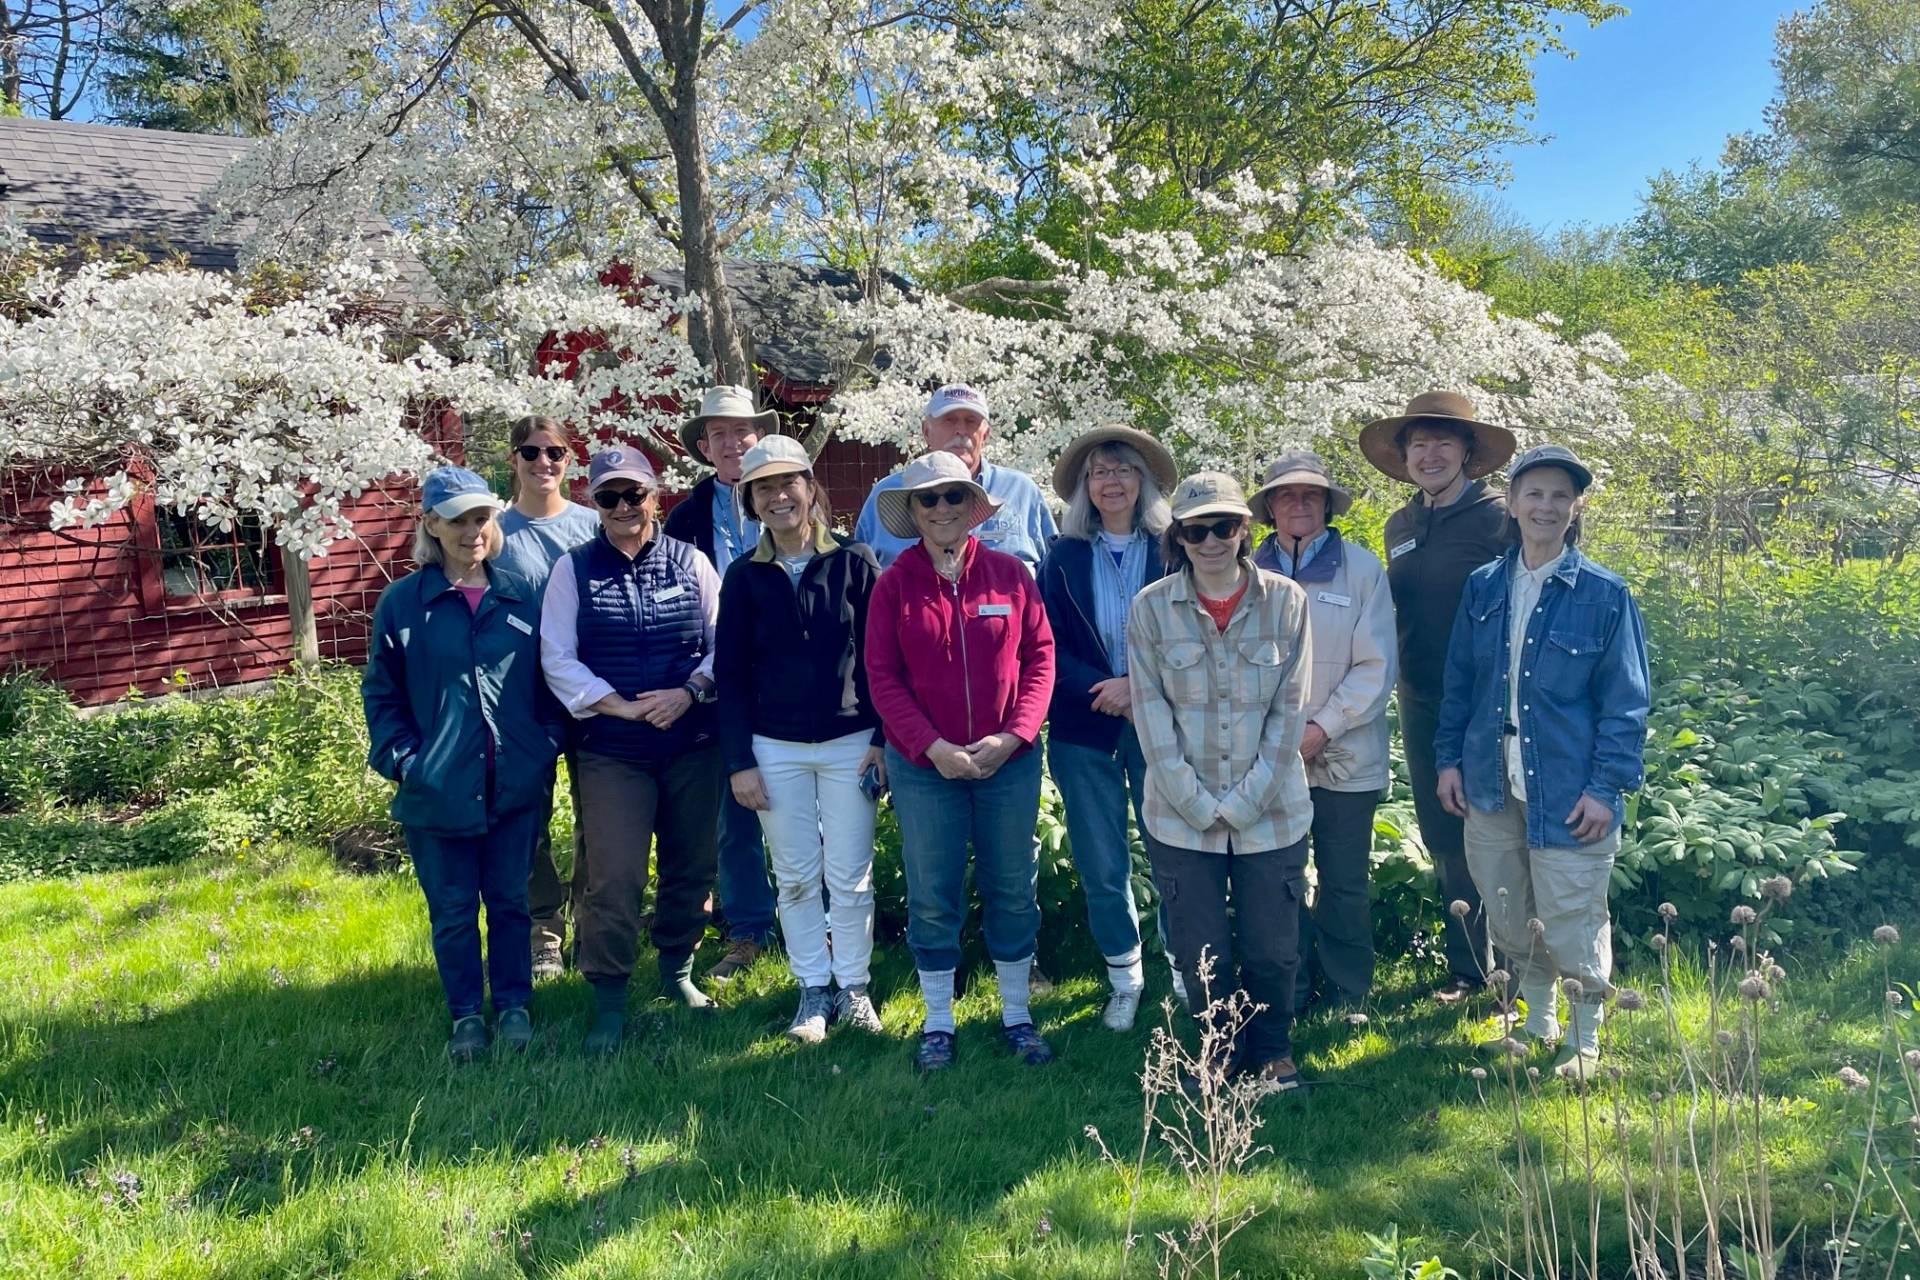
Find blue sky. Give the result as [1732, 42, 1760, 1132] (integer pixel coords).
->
[1489, 1, 1805, 232]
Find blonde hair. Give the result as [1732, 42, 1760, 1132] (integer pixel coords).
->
[413, 509, 505, 567]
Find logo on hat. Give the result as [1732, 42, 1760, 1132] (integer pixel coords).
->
[604, 449, 624, 466]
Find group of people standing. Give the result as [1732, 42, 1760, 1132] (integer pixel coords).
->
[362, 381, 1649, 1088]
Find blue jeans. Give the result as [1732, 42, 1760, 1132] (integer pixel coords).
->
[404, 804, 541, 1019]
[1049, 728, 1146, 964]
[716, 788, 777, 945]
[887, 743, 1042, 972]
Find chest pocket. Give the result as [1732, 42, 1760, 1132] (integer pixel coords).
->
[1235, 638, 1285, 704]
[1162, 641, 1210, 704]
[1542, 631, 1603, 700]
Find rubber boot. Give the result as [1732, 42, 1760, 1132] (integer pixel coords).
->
[659, 950, 714, 1010]
[584, 978, 627, 1053]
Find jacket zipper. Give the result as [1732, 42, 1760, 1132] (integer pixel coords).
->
[1064, 562, 1108, 669]
[949, 574, 975, 742]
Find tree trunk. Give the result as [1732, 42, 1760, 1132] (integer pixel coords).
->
[669, 108, 750, 387]
[283, 554, 321, 667]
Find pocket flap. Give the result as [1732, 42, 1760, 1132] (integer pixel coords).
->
[1547, 632, 1602, 657]
[1238, 639, 1282, 667]
[1165, 641, 1206, 671]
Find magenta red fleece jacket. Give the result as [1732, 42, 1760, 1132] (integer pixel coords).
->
[865, 538, 1056, 769]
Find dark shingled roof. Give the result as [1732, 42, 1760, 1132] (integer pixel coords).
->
[0, 117, 441, 308]
[643, 261, 907, 389]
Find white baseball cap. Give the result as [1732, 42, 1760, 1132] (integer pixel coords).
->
[924, 383, 989, 422]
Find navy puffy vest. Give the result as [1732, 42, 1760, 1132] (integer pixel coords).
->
[569, 531, 714, 761]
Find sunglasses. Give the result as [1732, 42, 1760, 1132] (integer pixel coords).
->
[515, 445, 570, 463]
[1176, 517, 1245, 545]
[593, 488, 651, 510]
[915, 487, 973, 510]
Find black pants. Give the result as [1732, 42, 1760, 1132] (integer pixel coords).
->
[1297, 786, 1381, 1006]
[1400, 691, 1490, 983]
[1149, 832, 1308, 1065]
[526, 751, 586, 954]
[573, 744, 721, 985]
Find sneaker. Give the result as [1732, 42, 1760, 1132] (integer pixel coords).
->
[834, 984, 884, 1033]
[1247, 1055, 1306, 1095]
[1001, 1021, 1055, 1066]
[1432, 976, 1484, 1006]
[915, 1029, 957, 1073]
[448, 1014, 490, 1063]
[787, 985, 835, 1044]
[496, 1006, 533, 1052]
[705, 938, 762, 984]
[1551, 1042, 1603, 1084]
[1102, 988, 1142, 1032]
[531, 940, 565, 982]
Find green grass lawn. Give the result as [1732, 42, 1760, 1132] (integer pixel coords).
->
[0, 842, 1910, 1279]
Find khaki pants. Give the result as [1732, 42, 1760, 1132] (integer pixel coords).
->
[1463, 784, 1617, 1010]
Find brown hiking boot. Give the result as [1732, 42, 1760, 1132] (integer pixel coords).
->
[1248, 1056, 1305, 1095]
[704, 937, 761, 984]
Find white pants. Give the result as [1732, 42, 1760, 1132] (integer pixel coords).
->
[752, 730, 878, 988]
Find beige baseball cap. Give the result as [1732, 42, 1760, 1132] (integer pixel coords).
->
[1168, 471, 1253, 522]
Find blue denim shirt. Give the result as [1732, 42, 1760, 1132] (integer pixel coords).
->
[1434, 546, 1650, 848]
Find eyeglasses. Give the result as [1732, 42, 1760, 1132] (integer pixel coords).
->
[1176, 517, 1245, 545]
[915, 487, 973, 510]
[515, 445, 569, 463]
[593, 488, 651, 510]
[1088, 464, 1139, 483]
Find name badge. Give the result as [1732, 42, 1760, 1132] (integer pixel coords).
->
[655, 584, 687, 603]
[1317, 591, 1352, 608]
[977, 603, 1013, 617]
[1389, 538, 1417, 560]
[506, 613, 534, 635]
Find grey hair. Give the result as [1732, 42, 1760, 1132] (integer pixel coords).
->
[1061, 443, 1172, 540]
[412, 509, 504, 568]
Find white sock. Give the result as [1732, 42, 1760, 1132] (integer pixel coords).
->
[1522, 980, 1561, 1040]
[996, 957, 1033, 1027]
[919, 968, 956, 1034]
[1106, 951, 1145, 996]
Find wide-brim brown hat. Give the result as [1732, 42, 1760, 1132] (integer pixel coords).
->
[678, 384, 781, 460]
[1357, 390, 1517, 484]
[875, 451, 1002, 540]
[1050, 424, 1178, 501]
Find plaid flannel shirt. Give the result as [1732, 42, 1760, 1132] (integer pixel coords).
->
[1127, 566, 1314, 854]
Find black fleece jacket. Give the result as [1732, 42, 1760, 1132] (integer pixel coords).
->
[1382, 479, 1511, 705]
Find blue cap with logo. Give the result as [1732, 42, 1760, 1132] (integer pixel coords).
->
[588, 445, 659, 493]
[1508, 443, 1594, 493]
[421, 466, 503, 519]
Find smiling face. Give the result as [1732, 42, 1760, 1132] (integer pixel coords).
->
[750, 471, 813, 537]
[698, 417, 762, 485]
[593, 482, 658, 542]
[1509, 464, 1584, 551]
[1179, 515, 1246, 577]
[511, 426, 571, 501]
[1265, 483, 1330, 542]
[1402, 426, 1470, 497]
[922, 409, 990, 474]
[1085, 447, 1142, 527]
[911, 483, 977, 555]
[427, 507, 496, 566]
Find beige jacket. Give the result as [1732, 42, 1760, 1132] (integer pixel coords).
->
[1297, 542, 1397, 792]
[1128, 566, 1313, 854]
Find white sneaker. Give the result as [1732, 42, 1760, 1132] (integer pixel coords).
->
[786, 985, 834, 1044]
[1169, 967, 1190, 1010]
[1552, 1043, 1603, 1084]
[1102, 988, 1142, 1032]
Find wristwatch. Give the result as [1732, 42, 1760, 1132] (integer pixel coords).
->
[681, 679, 716, 705]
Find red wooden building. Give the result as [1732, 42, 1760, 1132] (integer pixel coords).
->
[0, 120, 902, 706]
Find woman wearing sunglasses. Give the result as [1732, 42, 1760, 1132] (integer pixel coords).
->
[492, 416, 602, 980]
[865, 451, 1057, 1073]
[539, 447, 725, 1054]
[1129, 472, 1314, 1093]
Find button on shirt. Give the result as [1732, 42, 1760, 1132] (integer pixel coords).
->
[1505, 553, 1559, 797]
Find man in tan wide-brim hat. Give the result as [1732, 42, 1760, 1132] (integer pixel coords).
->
[1363, 390, 1516, 1011]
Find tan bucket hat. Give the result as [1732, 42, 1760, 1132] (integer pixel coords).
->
[1050, 424, 1178, 502]
[1357, 390, 1517, 484]
[875, 451, 1002, 540]
[678, 384, 780, 460]
[1250, 450, 1352, 519]
[1168, 471, 1253, 522]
